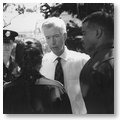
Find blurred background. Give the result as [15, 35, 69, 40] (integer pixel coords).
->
[3, 3, 114, 53]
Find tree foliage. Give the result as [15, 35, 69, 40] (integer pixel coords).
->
[3, 3, 114, 52]
[40, 3, 114, 51]
[40, 3, 114, 19]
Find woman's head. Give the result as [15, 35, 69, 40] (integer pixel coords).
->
[15, 38, 43, 72]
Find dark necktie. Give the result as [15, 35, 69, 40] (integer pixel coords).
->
[54, 57, 64, 85]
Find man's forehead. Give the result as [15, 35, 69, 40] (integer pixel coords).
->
[82, 22, 89, 28]
[44, 27, 60, 35]
[82, 22, 89, 31]
[3, 40, 13, 44]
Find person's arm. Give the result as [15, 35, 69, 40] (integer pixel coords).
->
[83, 60, 114, 114]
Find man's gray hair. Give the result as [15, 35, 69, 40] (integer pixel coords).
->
[41, 17, 67, 34]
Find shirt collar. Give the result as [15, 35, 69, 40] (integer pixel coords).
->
[51, 46, 68, 62]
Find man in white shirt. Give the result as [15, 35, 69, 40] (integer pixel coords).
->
[40, 17, 90, 114]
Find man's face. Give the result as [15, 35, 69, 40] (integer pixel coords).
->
[3, 41, 13, 59]
[43, 26, 66, 56]
[82, 22, 98, 55]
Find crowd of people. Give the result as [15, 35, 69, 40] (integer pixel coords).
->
[3, 11, 114, 114]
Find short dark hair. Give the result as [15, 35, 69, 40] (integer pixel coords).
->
[15, 38, 43, 70]
[82, 11, 114, 39]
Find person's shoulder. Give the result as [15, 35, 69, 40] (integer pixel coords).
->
[3, 81, 15, 91]
[35, 76, 64, 90]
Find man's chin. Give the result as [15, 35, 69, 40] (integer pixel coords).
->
[85, 48, 95, 56]
[83, 47, 90, 55]
[52, 47, 58, 51]
[53, 50, 64, 56]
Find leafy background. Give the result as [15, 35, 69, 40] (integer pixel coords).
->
[3, 3, 114, 53]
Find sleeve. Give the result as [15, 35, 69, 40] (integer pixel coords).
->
[50, 86, 72, 114]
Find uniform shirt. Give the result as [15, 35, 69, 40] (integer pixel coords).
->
[80, 43, 114, 114]
[40, 46, 90, 114]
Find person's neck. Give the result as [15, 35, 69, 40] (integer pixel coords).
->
[90, 41, 113, 57]
[97, 35, 113, 47]
[55, 47, 65, 57]
[96, 40, 113, 49]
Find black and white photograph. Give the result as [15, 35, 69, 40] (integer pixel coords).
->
[1, 1, 118, 119]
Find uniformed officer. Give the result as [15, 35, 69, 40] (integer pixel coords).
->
[3, 29, 18, 84]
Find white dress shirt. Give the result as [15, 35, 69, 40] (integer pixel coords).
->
[40, 46, 90, 114]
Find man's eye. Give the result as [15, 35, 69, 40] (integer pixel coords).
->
[54, 34, 60, 38]
[82, 32, 85, 35]
[46, 36, 50, 39]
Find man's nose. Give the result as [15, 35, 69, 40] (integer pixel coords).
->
[52, 37, 56, 45]
[81, 36, 84, 41]
[80, 36, 85, 46]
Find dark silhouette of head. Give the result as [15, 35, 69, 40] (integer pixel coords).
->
[15, 38, 43, 73]
[82, 11, 114, 40]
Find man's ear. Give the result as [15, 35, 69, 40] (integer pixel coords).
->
[96, 27, 103, 39]
[63, 33, 67, 41]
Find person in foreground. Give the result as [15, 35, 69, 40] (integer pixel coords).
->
[80, 11, 114, 114]
[3, 38, 72, 114]
[40, 17, 90, 114]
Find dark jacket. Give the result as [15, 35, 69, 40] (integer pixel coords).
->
[80, 43, 114, 114]
[3, 74, 72, 114]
